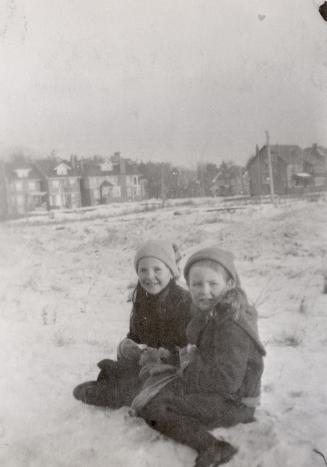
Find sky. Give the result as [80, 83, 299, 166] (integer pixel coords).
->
[0, 0, 327, 166]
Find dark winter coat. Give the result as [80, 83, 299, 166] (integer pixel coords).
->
[183, 288, 266, 406]
[127, 280, 192, 354]
[81, 280, 192, 408]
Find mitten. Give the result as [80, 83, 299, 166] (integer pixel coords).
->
[117, 338, 143, 362]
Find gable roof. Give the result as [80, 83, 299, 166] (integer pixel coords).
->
[303, 144, 327, 160]
[269, 145, 303, 164]
[100, 180, 114, 188]
[5, 161, 43, 180]
[34, 159, 82, 178]
[248, 145, 303, 167]
[81, 158, 140, 177]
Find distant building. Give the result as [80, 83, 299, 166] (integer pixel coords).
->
[0, 161, 8, 218]
[4, 160, 47, 216]
[210, 165, 249, 196]
[303, 144, 327, 188]
[80, 152, 147, 205]
[35, 158, 82, 209]
[247, 145, 304, 196]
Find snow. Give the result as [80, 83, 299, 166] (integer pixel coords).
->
[0, 198, 327, 467]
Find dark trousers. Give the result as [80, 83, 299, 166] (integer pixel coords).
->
[73, 358, 142, 408]
[137, 380, 254, 453]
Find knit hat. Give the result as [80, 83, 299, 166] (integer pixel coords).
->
[134, 240, 180, 278]
[183, 246, 240, 285]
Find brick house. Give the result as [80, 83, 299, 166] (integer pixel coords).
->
[4, 160, 47, 216]
[303, 144, 327, 188]
[80, 152, 146, 205]
[35, 158, 82, 209]
[247, 145, 304, 196]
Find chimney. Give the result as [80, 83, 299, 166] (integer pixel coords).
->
[119, 156, 126, 174]
[70, 154, 76, 170]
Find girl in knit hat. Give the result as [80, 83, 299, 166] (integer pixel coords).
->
[73, 240, 192, 408]
[133, 246, 266, 467]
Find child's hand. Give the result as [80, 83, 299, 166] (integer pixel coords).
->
[157, 347, 171, 363]
[117, 338, 143, 361]
[138, 346, 172, 366]
[138, 346, 161, 366]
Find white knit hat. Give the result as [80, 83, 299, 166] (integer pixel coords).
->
[184, 246, 240, 285]
[134, 240, 180, 278]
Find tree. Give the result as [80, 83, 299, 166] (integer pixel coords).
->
[196, 162, 219, 196]
[137, 161, 198, 199]
[137, 161, 163, 198]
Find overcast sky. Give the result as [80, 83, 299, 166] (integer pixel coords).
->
[0, 0, 326, 166]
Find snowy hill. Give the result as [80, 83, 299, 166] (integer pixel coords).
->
[0, 199, 326, 467]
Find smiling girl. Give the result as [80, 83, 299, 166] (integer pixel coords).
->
[134, 246, 266, 467]
[73, 240, 192, 408]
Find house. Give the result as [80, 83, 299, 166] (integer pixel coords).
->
[210, 171, 231, 197]
[230, 167, 250, 196]
[247, 145, 304, 196]
[0, 161, 8, 219]
[4, 160, 47, 216]
[210, 164, 249, 196]
[303, 144, 327, 188]
[80, 152, 147, 205]
[35, 157, 82, 209]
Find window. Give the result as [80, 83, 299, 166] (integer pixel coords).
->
[28, 181, 36, 190]
[15, 168, 31, 178]
[15, 181, 23, 191]
[50, 194, 61, 206]
[52, 180, 60, 189]
[54, 164, 70, 176]
[133, 176, 138, 185]
[100, 161, 113, 172]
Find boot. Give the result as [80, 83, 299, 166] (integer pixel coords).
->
[194, 440, 237, 467]
[73, 380, 123, 408]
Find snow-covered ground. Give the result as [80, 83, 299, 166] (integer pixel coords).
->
[0, 198, 326, 467]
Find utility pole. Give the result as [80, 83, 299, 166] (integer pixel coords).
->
[0, 160, 8, 219]
[265, 130, 276, 205]
[160, 163, 166, 206]
[197, 161, 206, 197]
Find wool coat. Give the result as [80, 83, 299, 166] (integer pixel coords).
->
[134, 288, 266, 418]
[134, 288, 266, 454]
[183, 287, 266, 406]
[73, 280, 192, 408]
[127, 280, 192, 357]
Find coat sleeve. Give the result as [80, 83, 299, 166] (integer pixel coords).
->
[183, 319, 250, 397]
